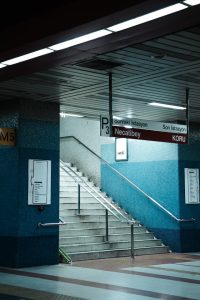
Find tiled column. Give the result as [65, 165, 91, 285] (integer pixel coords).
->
[0, 99, 59, 267]
[178, 123, 200, 252]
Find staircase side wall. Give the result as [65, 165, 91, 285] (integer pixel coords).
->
[60, 117, 113, 186]
[101, 140, 183, 251]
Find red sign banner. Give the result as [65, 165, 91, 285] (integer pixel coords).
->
[112, 126, 187, 144]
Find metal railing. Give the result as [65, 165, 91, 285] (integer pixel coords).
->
[38, 219, 67, 227]
[60, 161, 135, 256]
[60, 135, 195, 223]
[39, 161, 135, 258]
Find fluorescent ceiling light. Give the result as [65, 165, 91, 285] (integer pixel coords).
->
[124, 125, 132, 128]
[1, 48, 54, 66]
[0, 64, 6, 68]
[49, 29, 111, 51]
[183, 0, 200, 5]
[60, 112, 84, 118]
[107, 3, 187, 32]
[149, 102, 186, 110]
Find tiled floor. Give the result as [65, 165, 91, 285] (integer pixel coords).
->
[1, 253, 200, 299]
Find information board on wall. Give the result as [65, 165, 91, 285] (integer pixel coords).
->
[185, 168, 200, 204]
[28, 159, 51, 205]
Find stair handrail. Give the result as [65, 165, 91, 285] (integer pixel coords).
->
[60, 135, 195, 223]
[60, 161, 134, 225]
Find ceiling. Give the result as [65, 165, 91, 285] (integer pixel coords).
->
[1, 24, 200, 123]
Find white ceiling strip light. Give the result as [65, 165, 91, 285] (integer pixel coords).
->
[0, 2, 198, 67]
[149, 102, 186, 110]
[49, 29, 111, 51]
[107, 3, 187, 32]
[0, 64, 6, 68]
[1, 48, 54, 66]
[60, 112, 84, 118]
[183, 0, 200, 5]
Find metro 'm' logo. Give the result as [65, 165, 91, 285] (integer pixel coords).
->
[0, 128, 15, 146]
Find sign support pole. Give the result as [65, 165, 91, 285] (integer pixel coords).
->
[186, 87, 190, 144]
[109, 72, 113, 136]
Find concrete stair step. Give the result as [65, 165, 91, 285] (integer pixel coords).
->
[59, 232, 154, 245]
[59, 225, 145, 236]
[60, 166, 77, 172]
[60, 202, 108, 210]
[59, 214, 121, 222]
[60, 185, 99, 192]
[60, 176, 90, 183]
[60, 170, 83, 177]
[59, 191, 107, 198]
[58, 220, 130, 229]
[59, 197, 102, 204]
[60, 239, 163, 253]
[60, 162, 72, 167]
[66, 246, 169, 261]
[60, 181, 95, 187]
[59, 198, 112, 206]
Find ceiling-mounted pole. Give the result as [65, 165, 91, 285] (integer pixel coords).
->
[186, 87, 189, 144]
[109, 72, 113, 137]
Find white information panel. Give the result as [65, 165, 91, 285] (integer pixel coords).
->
[185, 168, 199, 204]
[28, 159, 51, 205]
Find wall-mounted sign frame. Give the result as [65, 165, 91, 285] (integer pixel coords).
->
[0, 128, 15, 146]
[28, 159, 51, 205]
[115, 138, 128, 161]
[185, 168, 199, 204]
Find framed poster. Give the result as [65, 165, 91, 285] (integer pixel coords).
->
[28, 159, 51, 205]
[115, 138, 128, 161]
[184, 168, 199, 204]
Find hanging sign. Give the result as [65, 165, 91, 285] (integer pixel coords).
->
[112, 117, 187, 144]
[0, 128, 16, 146]
[112, 126, 187, 144]
[100, 116, 187, 144]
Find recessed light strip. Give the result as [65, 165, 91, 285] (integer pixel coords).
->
[107, 3, 187, 32]
[149, 102, 186, 110]
[0, 64, 6, 68]
[183, 0, 200, 5]
[49, 29, 111, 51]
[60, 112, 84, 118]
[0, 2, 197, 67]
[1, 48, 54, 66]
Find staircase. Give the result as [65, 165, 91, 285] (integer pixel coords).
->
[59, 161, 169, 261]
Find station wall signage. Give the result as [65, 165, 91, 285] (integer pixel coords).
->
[0, 128, 16, 146]
[100, 116, 187, 144]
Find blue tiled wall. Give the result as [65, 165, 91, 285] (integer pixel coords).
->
[0, 100, 59, 267]
[101, 138, 200, 252]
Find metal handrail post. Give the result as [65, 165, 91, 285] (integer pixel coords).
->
[78, 184, 81, 215]
[105, 209, 109, 242]
[131, 224, 134, 258]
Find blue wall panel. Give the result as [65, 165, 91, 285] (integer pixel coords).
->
[101, 140, 196, 252]
[0, 148, 19, 236]
[0, 100, 60, 267]
[101, 138, 200, 252]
